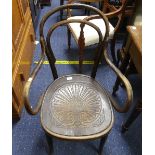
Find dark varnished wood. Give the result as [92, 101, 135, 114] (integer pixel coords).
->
[23, 4, 133, 154]
[113, 24, 142, 132]
[78, 23, 85, 73]
[45, 133, 54, 155]
[67, 0, 133, 66]
[113, 51, 130, 94]
[98, 135, 108, 155]
[113, 25, 142, 94]
[121, 100, 142, 133]
[41, 75, 114, 139]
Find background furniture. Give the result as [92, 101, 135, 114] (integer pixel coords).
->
[60, 0, 101, 20]
[113, 25, 142, 132]
[29, 0, 52, 32]
[12, 0, 35, 118]
[40, 0, 51, 6]
[117, 0, 141, 64]
[113, 25, 142, 97]
[23, 4, 133, 154]
[29, 0, 41, 31]
[113, 0, 142, 132]
[122, 100, 142, 133]
[67, 0, 129, 71]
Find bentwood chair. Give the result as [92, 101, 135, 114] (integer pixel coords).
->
[60, 0, 102, 20]
[67, 0, 129, 69]
[23, 4, 133, 155]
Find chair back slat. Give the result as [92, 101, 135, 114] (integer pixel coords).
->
[39, 4, 109, 79]
[46, 19, 103, 78]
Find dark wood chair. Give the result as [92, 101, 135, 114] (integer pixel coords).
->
[67, 0, 131, 69]
[23, 4, 133, 155]
[60, 0, 102, 20]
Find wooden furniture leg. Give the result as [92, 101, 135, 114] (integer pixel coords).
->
[124, 60, 137, 77]
[98, 135, 108, 155]
[116, 48, 126, 67]
[78, 24, 85, 73]
[60, 0, 64, 20]
[67, 26, 71, 50]
[113, 52, 130, 94]
[45, 133, 54, 155]
[121, 100, 142, 133]
[110, 37, 117, 65]
[85, 2, 91, 15]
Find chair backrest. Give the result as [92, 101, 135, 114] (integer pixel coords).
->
[39, 4, 109, 80]
[103, 0, 128, 12]
[103, 0, 135, 33]
[66, 0, 102, 17]
[67, 0, 132, 33]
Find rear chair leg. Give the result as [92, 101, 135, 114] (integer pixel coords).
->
[67, 27, 71, 50]
[45, 133, 54, 155]
[98, 135, 108, 155]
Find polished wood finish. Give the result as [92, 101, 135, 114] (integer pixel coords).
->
[113, 25, 142, 132]
[113, 25, 142, 94]
[12, 0, 35, 118]
[127, 25, 142, 75]
[98, 135, 108, 155]
[23, 4, 133, 154]
[122, 100, 142, 133]
[111, 1, 142, 128]
[40, 0, 51, 6]
[67, 0, 133, 66]
[60, 0, 101, 20]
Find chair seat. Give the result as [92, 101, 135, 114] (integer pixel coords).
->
[41, 74, 114, 140]
[68, 16, 115, 46]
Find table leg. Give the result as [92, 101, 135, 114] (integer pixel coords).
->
[122, 100, 142, 133]
[113, 52, 130, 95]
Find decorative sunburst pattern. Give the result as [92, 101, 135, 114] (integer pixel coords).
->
[50, 83, 103, 128]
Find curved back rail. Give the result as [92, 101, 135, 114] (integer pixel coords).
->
[23, 4, 133, 115]
[39, 4, 110, 79]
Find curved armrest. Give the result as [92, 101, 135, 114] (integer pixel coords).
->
[23, 40, 46, 115]
[82, 8, 123, 20]
[104, 49, 133, 113]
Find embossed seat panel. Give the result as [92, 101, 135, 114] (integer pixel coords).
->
[41, 74, 114, 139]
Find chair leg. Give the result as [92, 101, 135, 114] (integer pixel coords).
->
[78, 33, 85, 73]
[112, 52, 130, 95]
[85, 2, 91, 15]
[78, 43, 85, 73]
[99, 1, 103, 11]
[45, 133, 54, 155]
[122, 100, 142, 133]
[98, 135, 108, 155]
[67, 27, 71, 50]
[110, 38, 117, 65]
[116, 49, 121, 67]
[60, 0, 64, 20]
